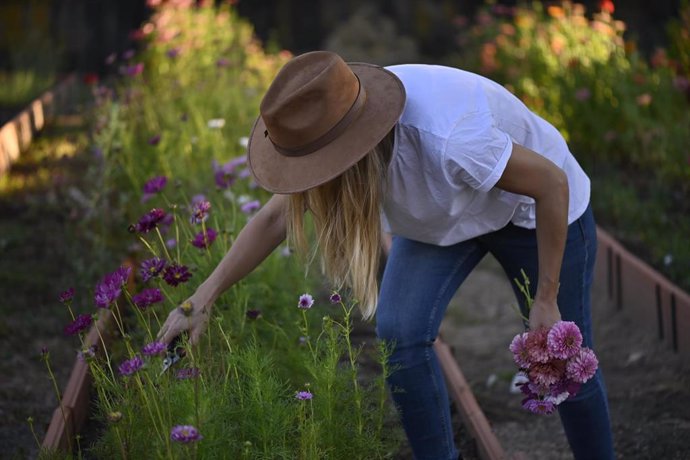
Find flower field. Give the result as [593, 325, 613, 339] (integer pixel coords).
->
[36, 2, 403, 458]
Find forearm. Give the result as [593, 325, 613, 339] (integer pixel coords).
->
[534, 173, 569, 305]
[197, 194, 289, 305]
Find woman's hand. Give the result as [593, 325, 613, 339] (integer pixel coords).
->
[156, 290, 213, 346]
[528, 298, 562, 331]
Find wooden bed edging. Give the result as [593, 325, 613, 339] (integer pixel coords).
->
[434, 337, 511, 460]
[595, 226, 690, 361]
[41, 307, 116, 451]
[0, 74, 77, 176]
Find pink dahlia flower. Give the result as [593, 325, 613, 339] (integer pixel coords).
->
[525, 327, 551, 364]
[566, 347, 598, 383]
[547, 321, 583, 360]
[509, 332, 532, 368]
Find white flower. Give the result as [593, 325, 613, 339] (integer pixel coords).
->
[663, 254, 673, 266]
[207, 118, 226, 129]
[238, 136, 249, 148]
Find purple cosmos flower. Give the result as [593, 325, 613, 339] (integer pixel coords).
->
[295, 391, 313, 400]
[118, 355, 144, 376]
[547, 321, 583, 360]
[166, 47, 181, 59]
[40, 346, 49, 358]
[509, 332, 532, 369]
[212, 160, 237, 189]
[148, 134, 162, 146]
[166, 238, 177, 248]
[124, 62, 144, 77]
[216, 57, 230, 68]
[59, 288, 75, 304]
[142, 175, 167, 202]
[176, 367, 201, 380]
[522, 397, 555, 415]
[238, 167, 251, 179]
[64, 314, 93, 336]
[190, 200, 211, 224]
[94, 266, 131, 309]
[163, 264, 192, 287]
[298, 336, 309, 346]
[132, 288, 164, 310]
[139, 257, 166, 282]
[142, 341, 167, 356]
[191, 228, 218, 249]
[170, 425, 203, 443]
[298, 293, 314, 310]
[329, 293, 342, 304]
[240, 200, 261, 215]
[133, 208, 167, 233]
[122, 49, 135, 60]
[566, 348, 598, 383]
[64, 314, 92, 336]
[246, 309, 262, 320]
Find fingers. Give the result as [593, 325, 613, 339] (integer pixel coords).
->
[189, 326, 202, 346]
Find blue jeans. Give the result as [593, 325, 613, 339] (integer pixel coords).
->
[376, 205, 614, 460]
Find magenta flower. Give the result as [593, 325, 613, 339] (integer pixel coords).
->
[566, 347, 598, 383]
[170, 425, 203, 443]
[190, 199, 211, 224]
[142, 175, 167, 202]
[118, 355, 144, 376]
[64, 314, 93, 336]
[246, 309, 262, 320]
[163, 264, 192, 287]
[142, 341, 167, 356]
[139, 257, 166, 282]
[329, 293, 341, 304]
[133, 208, 167, 233]
[525, 328, 551, 364]
[295, 391, 313, 400]
[176, 367, 201, 380]
[58, 288, 75, 304]
[191, 228, 218, 249]
[522, 397, 556, 415]
[298, 293, 314, 310]
[509, 332, 531, 368]
[212, 157, 246, 189]
[124, 62, 144, 76]
[148, 134, 161, 146]
[547, 321, 583, 360]
[240, 200, 261, 215]
[132, 288, 164, 310]
[94, 266, 131, 309]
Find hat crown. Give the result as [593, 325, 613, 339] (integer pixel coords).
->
[260, 51, 361, 150]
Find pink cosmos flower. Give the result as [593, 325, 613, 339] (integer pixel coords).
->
[295, 391, 313, 400]
[547, 321, 583, 360]
[566, 347, 598, 383]
[170, 425, 202, 443]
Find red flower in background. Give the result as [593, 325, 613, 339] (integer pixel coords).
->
[83, 73, 99, 85]
[599, 0, 615, 14]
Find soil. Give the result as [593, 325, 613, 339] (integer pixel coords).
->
[2, 121, 690, 459]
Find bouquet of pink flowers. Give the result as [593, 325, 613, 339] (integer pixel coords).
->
[509, 321, 599, 415]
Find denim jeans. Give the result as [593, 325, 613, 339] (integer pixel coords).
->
[375, 205, 614, 460]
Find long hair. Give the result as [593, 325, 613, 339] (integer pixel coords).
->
[287, 129, 394, 319]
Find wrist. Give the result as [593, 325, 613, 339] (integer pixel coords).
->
[535, 279, 560, 304]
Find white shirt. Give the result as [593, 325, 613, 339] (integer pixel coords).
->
[381, 64, 590, 246]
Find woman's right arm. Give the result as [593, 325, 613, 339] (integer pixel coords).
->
[157, 194, 290, 345]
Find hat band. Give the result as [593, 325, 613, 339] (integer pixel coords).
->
[267, 78, 367, 157]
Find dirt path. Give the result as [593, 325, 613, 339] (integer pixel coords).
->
[440, 255, 690, 459]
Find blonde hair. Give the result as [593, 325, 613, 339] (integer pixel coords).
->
[287, 130, 394, 319]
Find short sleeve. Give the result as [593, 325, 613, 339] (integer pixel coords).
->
[443, 110, 513, 192]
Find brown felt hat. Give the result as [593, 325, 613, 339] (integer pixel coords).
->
[247, 51, 406, 194]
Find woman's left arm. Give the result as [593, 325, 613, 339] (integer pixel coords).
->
[495, 143, 569, 330]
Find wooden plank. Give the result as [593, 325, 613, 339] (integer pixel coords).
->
[434, 337, 507, 460]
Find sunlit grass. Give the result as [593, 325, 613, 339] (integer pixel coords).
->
[0, 70, 54, 107]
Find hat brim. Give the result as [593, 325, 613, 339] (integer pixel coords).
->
[247, 63, 406, 194]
